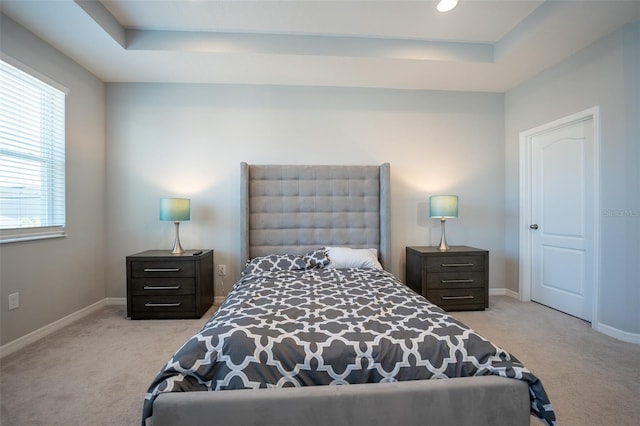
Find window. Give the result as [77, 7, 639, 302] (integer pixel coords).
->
[0, 58, 67, 243]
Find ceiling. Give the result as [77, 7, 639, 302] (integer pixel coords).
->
[2, 0, 639, 92]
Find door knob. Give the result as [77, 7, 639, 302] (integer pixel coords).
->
[530, 224, 539, 230]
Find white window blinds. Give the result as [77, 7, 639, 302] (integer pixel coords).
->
[0, 59, 66, 243]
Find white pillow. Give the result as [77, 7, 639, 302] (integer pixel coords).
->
[325, 246, 383, 270]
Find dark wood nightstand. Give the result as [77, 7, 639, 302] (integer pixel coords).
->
[126, 249, 214, 320]
[405, 246, 488, 311]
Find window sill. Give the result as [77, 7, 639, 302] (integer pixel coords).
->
[0, 228, 66, 244]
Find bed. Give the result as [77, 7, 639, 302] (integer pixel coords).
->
[143, 163, 555, 426]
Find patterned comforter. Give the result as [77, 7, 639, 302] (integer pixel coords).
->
[142, 268, 556, 425]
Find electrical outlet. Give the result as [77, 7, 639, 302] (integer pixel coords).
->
[217, 264, 227, 276]
[8, 292, 19, 310]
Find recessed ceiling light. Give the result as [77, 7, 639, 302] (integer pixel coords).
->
[437, 0, 458, 13]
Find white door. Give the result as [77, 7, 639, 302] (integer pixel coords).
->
[528, 117, 595, 321]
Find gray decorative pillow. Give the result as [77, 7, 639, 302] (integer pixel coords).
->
[303, 249, 331, 269]
[242, 254, 308, 275]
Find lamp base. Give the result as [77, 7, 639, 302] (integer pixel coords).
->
[437, 218, 449, 251]
[171, 221, 184, 254]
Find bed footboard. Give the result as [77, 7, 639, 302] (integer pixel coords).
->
[152, 376, 530, 426]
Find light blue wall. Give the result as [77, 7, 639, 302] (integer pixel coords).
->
[505, 21, 640, 335]
[0, 15, 106, 345]
[104, 84, 506, 299]
[621, 22, 640, 335]
[2, 12, 637, 346]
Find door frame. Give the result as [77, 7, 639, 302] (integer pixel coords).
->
[518, 106, 600, 328]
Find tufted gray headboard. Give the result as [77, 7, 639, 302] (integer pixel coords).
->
[240, 163, 391, 270]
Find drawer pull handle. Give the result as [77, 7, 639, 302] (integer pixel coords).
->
[144, 285, 181, 290]
[144, 302, 182, 307]
[441, 295, 475, 300]
[441, 279, 475, 284]
[441, 263, 474, 267]
[143, 268, 181, 272]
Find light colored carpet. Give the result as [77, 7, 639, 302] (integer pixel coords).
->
[453, 298, 640, 426]
[0, 304, 216, 426]
[1, 296, 639, 425]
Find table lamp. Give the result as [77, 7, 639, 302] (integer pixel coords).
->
[160, 198, 190, 254]
[429, 195, 458, 251]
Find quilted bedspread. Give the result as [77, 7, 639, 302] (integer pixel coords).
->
[142, 268, 556, 425]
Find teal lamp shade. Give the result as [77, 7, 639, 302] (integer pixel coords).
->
[429, 195, 458, 251]
[160, 198, 190, 254]
[160, 198, 190, 222]
[429, 195, 459, 219]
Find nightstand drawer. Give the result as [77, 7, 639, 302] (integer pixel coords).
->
[130, 261, 195, 278]
[426, 287, 486, 310]
[405, 246, 489, 311]
[426, 271, 486, 289]
[131, 295, 196, 314]
[126, 249, 214, 320]
[129, 277, 195, 295]
[425, 255, 485, 273]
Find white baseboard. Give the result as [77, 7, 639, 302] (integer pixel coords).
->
[595, 323, 640, 344]
[1, 296, 225, 359]
[488, 289, 639, 345]
[0, 299, 108, 359]
[6, 292, 634, 359]
[489, 288, 520, 299]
